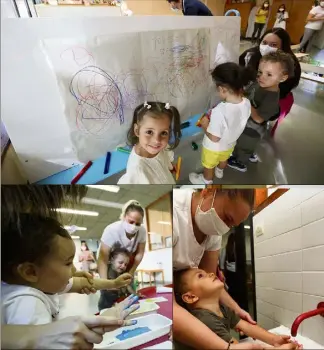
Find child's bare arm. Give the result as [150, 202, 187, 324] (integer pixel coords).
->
[205, 131, 221, 142]
[236, 320, 276, 346]
[250, 107, 265, 124]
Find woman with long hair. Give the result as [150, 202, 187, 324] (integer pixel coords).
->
[239, 28, 301, 136]
[252, 1, 270, 43]
[273, 4, 289, 30]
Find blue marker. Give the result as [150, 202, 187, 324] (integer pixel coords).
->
[104, 152, 111, 174]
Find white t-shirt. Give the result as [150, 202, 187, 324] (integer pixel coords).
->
[202, 99, 251, 152]
[118, 148, 175, 184]
[101, 220, 146, 253]
[274, 11, 289, 29]
[305, 6, 324, 30]
[173, 189, 222, 271]
[1, 279, 73, 325]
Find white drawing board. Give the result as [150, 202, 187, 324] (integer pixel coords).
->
[2, 16, 240, 182]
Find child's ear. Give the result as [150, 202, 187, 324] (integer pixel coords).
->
[16, 263, 39, 283]
[280, 74, 289, 83]
[134, 123, 140, 137]
[182, 292, 199, 304]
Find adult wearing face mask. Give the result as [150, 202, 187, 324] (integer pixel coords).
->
[239, 28, 301, 137]
[173, 187, 264, 350]
[299, 1, 324, 53]
[251, 1, 270, 43]
[97, 200, 146, 311]
[274, 4, 289, 30]
[167, 0, 213, 16]
[1, 185, 139, 350]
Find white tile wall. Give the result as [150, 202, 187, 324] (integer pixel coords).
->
[253, 187, 324, 346]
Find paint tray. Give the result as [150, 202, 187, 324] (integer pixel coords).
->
[100, 302, 160, 320]
[94, 314, 172, 350]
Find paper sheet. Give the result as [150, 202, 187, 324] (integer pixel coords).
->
[42, 28, 212, 162]
[156, 286, 173, 294]
[139, 297, 168, 303]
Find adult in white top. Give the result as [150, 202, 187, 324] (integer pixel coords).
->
[117, 148, 175, 184]
[299, 2, 324, 52]
[97, 200, 146, 310]
[173, 187, 261, 350]
[273, 4, 289, 30]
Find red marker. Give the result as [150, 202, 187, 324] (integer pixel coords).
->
[71, 161, 93, 184]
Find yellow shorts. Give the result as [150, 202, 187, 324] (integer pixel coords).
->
[201, 146, 234, 169]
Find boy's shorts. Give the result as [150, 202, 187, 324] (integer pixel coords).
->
[202, 146, 234, 169]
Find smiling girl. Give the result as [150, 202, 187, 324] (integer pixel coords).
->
[118, 101, 182, 184]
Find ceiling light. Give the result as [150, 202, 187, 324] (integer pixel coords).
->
[86, 185, 120, 193]
[157, 221, 171, 225]
[244, 225, 250, 229]
[64, 225, 87, 231]
[82, 197, 123, 209]
[71, 235, 80, 239]
[56, 208, 99, 216]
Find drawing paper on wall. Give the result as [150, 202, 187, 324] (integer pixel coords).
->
[42, 27, 237, 162]
[42, 29, 210, 162]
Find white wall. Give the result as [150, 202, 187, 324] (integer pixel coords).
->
[137, 248, 172, 285]
[253, 187, 324, 346]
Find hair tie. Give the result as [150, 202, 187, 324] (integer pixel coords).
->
[165, 102, 170, 110]
[144, 102, 151, 109]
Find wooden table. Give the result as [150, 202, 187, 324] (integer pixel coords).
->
[137, 269, 165, 286]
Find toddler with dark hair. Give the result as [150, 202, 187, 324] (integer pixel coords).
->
[189, 62, 252, 184]
[1, 214, 135, 325]
[118, 101, 182, 184]
[98, 242, 140, 310]
[174, 268, 302, 350]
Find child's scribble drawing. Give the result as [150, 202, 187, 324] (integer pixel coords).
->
[43, 26, 238, 161]
[69, 66, 124, 136]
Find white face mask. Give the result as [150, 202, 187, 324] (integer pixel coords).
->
[194, 191, 230, 236]
[279, 8, 284, 12]
[259, 44, 278, 56]
[264, 4, 269, 8]
[123, 220, 139, 235]
[320, 2, 324, 7]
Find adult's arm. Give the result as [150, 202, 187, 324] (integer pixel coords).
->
[129, 242, 145, 275]
[306, 12, 324, 22]
[97, 242, 111, 280]
[184, 5, 199, 15]
[1, 316, 122, 350]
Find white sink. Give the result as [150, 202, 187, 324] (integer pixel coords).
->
[240, 325, 324, 349]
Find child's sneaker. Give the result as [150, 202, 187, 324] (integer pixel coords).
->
[227, 158, 247, 172]
[189, 173, 213, 184]
[249, 153, 259, 163]
[215, 167, 224, 179]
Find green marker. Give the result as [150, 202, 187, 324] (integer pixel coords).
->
[192, 142, 198, 151]
[117, 147, 131, 154]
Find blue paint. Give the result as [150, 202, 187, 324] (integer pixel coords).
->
[36, 113, 203, 184]
[116, 327, 151, 341]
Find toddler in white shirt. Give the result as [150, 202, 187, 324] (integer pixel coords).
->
[1, 214, 137, 325]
